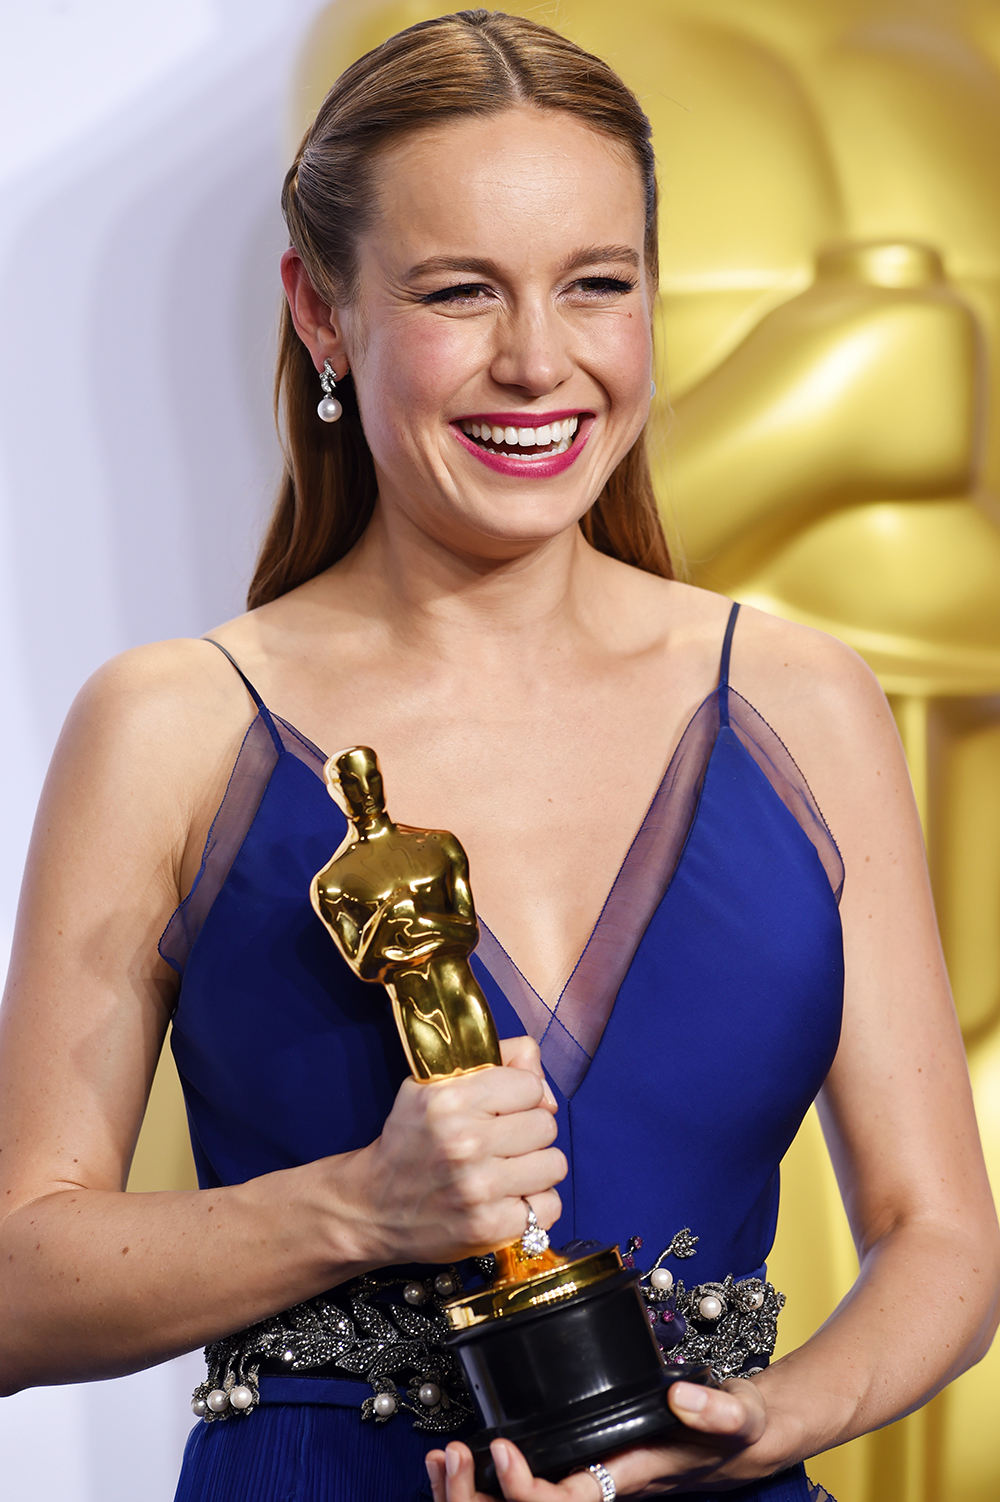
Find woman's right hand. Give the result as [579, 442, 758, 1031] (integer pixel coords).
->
[337, 1035, 565, 1267]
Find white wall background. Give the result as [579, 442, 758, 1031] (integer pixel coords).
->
[0, 2, 333, 1496]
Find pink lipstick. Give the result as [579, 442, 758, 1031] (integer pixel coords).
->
[451, 412, 593, 479]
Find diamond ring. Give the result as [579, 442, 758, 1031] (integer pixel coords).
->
[520, 1199, 550, 1257]
[587, 1460, 617, 1500]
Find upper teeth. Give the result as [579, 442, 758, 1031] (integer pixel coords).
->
[460, 417, 580, 447]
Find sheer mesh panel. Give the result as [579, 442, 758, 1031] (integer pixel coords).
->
[729, 690, 844, 903]
[476, 693, 719, 1094]
[158, 714, 327, 976]
[477, 689, 843, 1099]
[474, 926, 559, 1062]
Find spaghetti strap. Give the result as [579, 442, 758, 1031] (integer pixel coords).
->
[202, 637, 285, 755]
[717, 602, 740, 729]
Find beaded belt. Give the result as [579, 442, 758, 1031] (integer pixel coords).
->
[190, 1230, 784, 1434]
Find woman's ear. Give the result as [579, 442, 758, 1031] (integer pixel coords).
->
[280, 249, 350, 374]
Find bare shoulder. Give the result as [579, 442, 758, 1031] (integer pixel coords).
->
[77, 633, 246, 716]
[726, 604, 910, 845]
[598, 566, 891, 774]
[730, 604, 893, 739]
[42, 635, 261, 890]
[60, 636, 251, 781]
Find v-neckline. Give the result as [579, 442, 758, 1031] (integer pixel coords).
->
[476, 681, 717, 994]
[288, 678, 714, 960]
[469, 685, 723, 1096]
[198, 607, 742, 1097]
[274, 679, 725, 1099]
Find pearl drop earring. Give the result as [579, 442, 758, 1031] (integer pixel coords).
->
[650, 380, 657, 399]
[317, 359, 342, 423]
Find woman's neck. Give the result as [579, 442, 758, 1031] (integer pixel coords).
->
[331, 498, 611, 655]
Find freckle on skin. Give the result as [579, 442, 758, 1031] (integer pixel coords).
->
[122, 1247, 129, 1255]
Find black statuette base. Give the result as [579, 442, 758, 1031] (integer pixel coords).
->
[466, 1363, 713, 1493]
[445, 1258, 714, 1494]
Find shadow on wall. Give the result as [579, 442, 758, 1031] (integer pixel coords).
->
[0, 7, 330, 1502]
[0, 29, 289, 761]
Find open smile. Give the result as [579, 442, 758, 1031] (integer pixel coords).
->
[450, 410, 593, 478]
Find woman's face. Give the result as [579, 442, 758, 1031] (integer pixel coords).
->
[338, 107, 654, 560]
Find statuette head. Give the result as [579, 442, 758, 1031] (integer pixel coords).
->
[325, 746, 386, 824]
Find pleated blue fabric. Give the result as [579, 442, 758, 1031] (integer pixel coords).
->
[177, 1401, 435, 1501]
[178, 1400, 828, 1502]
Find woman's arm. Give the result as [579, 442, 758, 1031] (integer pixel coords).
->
[0, 643, 564, 1394]
[743, 625, 1000, 1458]
[429, 613, 1000, 1499]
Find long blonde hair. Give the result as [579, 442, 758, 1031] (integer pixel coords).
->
[249, 9, 672, 609]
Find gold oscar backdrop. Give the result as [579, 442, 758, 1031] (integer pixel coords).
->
[128, 4, 1000, 1497]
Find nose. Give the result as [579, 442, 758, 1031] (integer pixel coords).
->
[488, 300, 575, 397]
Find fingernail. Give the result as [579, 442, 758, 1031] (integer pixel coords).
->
[492, 1439, 511, 1475]
[445, 1447, 461, 1478]
[425, 1456, 442, 1484]
[673, 1381, 708, 1412]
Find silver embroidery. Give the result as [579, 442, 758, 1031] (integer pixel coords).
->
[635, 1230, 786, 1382]
[191, 1270, 475, 1434]
[192, 1232, 785, 1428]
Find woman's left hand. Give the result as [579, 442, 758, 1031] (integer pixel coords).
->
[425, 1378, 770, 1499]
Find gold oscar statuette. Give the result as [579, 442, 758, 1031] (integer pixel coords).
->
[310, 747, 708, 1486]
[309, 745, 563, 1282]
[309, 745, 501, 1081]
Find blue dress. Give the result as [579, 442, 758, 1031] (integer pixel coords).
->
[167, 604, 844, 1501]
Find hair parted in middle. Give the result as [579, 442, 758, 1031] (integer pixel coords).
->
[249, 8, 671, 609]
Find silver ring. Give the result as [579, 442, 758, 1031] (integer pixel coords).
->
[588, 1461, 617, 1501]
[520, 1198, 550, 1257]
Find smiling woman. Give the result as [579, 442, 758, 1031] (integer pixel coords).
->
[278, 104, 659, 575]
[0, 11, 997, 1502]
[251, 14, 670, 605]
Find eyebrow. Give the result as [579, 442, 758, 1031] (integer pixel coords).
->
[405, 244, 641, 280]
